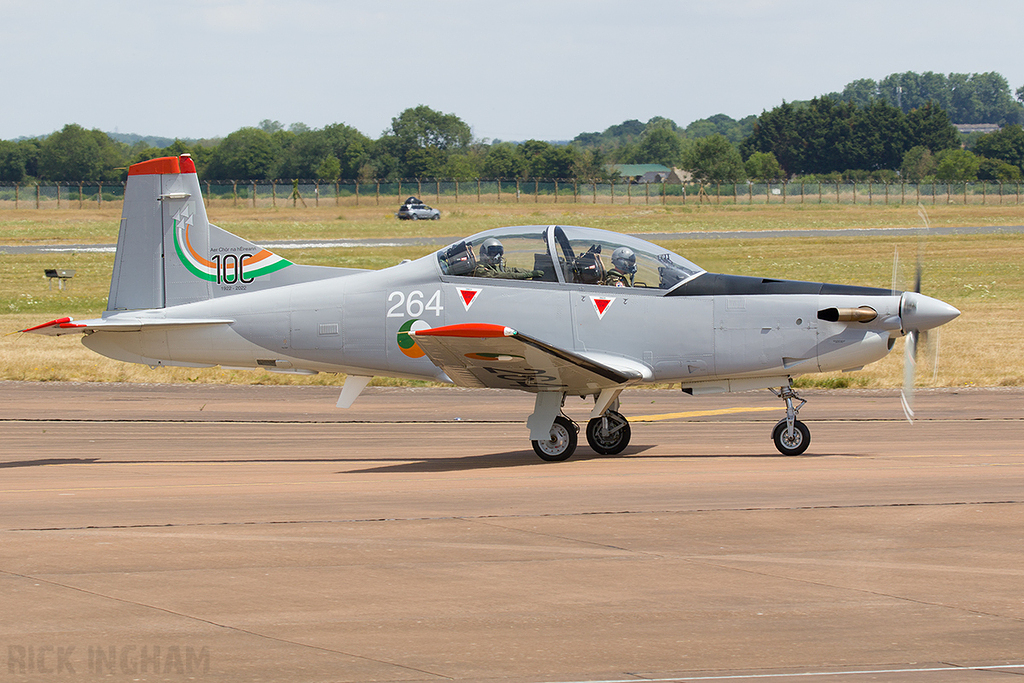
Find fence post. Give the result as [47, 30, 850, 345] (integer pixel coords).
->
[835, 182, 840, 204]
[749, 182, 753, 204]
[252, 181, 257, 208]
[79, 182, 83, 208]
[436, 179, 440, 204]
[14, 182, 18, 209]
[417, 179, 422, 197]
[611, 179, 615, 204]
[36, 184, 40, 209]
[398, 179, 402, 200]
[645, 181, 650, 205]
[554, 179, 558, 204]
[781, 181, 786, 204]
[498, 179, 502, 203]
[455, 179, 459, 203]
[477, 178, 481, 203]
[592, 180, 596, 204]
[766, 183, 771, 204]
[516, 179, 520, 203]
[534, 178, 539, 203]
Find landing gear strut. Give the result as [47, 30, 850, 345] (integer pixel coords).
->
[770, 385, 810, 456]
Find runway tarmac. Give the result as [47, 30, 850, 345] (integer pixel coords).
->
[1, 381, 1023, 682]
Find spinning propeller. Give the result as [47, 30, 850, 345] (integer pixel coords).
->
[898, 208, 959, 423]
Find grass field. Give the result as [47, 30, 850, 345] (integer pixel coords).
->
[2, 202, 1022, 389]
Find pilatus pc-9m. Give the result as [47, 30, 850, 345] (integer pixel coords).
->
[24, 155, 959, 461]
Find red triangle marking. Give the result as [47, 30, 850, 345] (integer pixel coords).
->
[459, 288, 481, 310]
[592, 297, 614, 318]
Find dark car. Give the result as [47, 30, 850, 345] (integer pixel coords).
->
[396, 197, 440, 220]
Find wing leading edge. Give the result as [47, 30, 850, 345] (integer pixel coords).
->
[410, 323, 644, 394]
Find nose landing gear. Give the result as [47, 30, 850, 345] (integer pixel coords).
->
[770, 385, 810, 456]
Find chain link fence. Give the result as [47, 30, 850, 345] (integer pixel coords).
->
[2, 179, 1022, 209]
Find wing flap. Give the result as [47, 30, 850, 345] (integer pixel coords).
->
[410, 323, 643, 393]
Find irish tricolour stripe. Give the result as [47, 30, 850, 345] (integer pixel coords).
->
[173, 204, 291, 282]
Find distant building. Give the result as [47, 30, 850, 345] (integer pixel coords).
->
[610, 164, 672, 183]
[955, 123, 1000, 134]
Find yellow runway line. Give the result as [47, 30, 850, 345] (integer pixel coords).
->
[631, 406, 779, 422]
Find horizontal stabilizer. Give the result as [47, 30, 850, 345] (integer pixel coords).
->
[20, 316, 234, 337]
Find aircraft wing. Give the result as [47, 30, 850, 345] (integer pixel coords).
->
[19, 316, 234, 336]
[410, 323, 645, 393]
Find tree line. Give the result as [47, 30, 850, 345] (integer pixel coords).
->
[2, 72, 1023, 186]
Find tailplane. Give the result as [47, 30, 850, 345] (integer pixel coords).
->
[108, 154, 347, 311]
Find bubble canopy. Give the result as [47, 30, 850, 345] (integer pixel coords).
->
[436, 225, 704, 290]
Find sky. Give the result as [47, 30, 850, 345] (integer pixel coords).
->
[3, 0, 1022, 143]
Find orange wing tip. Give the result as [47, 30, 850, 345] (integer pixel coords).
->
[20, 317, 73, 332]
[411, 323, 516, 338]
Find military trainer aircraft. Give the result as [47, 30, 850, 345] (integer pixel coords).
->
[22, 155, 960, 460]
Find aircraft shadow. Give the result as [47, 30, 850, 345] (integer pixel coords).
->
[0, 457, 100, 468]
[346, 446, 837, 473]
[347, 445, 658, 473]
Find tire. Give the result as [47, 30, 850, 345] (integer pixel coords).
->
[411, 214, 419, 220]
[532, 415, 578, 462]
[586, 410, 631, 455]
[772, 419, 810, 456]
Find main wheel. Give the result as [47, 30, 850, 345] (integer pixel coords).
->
[772, 419, 810, 456]
[532, 415, 578, 462]
[586, 410, 631, 455]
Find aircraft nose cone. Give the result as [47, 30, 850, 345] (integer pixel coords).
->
[900, 292, 960, 332]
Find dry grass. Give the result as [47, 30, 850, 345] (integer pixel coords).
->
[2, 204, 1022, 389]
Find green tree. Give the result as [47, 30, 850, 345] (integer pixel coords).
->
[37, 124, 127, 181]
[482, 142, 524, 178]
[631, 127, 684, 166]
[205, 127, 280, 179]
[934, 149, 980, 181]
[744, 151, 782, 181]
[0, 140, 28, 181]
[900, 146, 936, 181]
[741, 101, 805, 175]
[315, 155, 341, 180]
[686, 134, 745, 183]
[972, 124, 1024, 172]
[379, 105, 472, 178]
[905, 102, 960, 153]
[977, 157, 1023, 181]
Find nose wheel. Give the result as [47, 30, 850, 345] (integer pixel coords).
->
[586, 410, 631, 455]
[770, 386, 810, 456]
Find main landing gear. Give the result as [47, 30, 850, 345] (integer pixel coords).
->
[770, 385, 810, 456]
[530, 392, 632, 462]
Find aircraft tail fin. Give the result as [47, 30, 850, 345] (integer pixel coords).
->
[108, 155, 344, 311]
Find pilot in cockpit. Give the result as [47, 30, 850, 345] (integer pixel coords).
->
[473, 238, 543, 280]
[604, 247, 636, 287]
